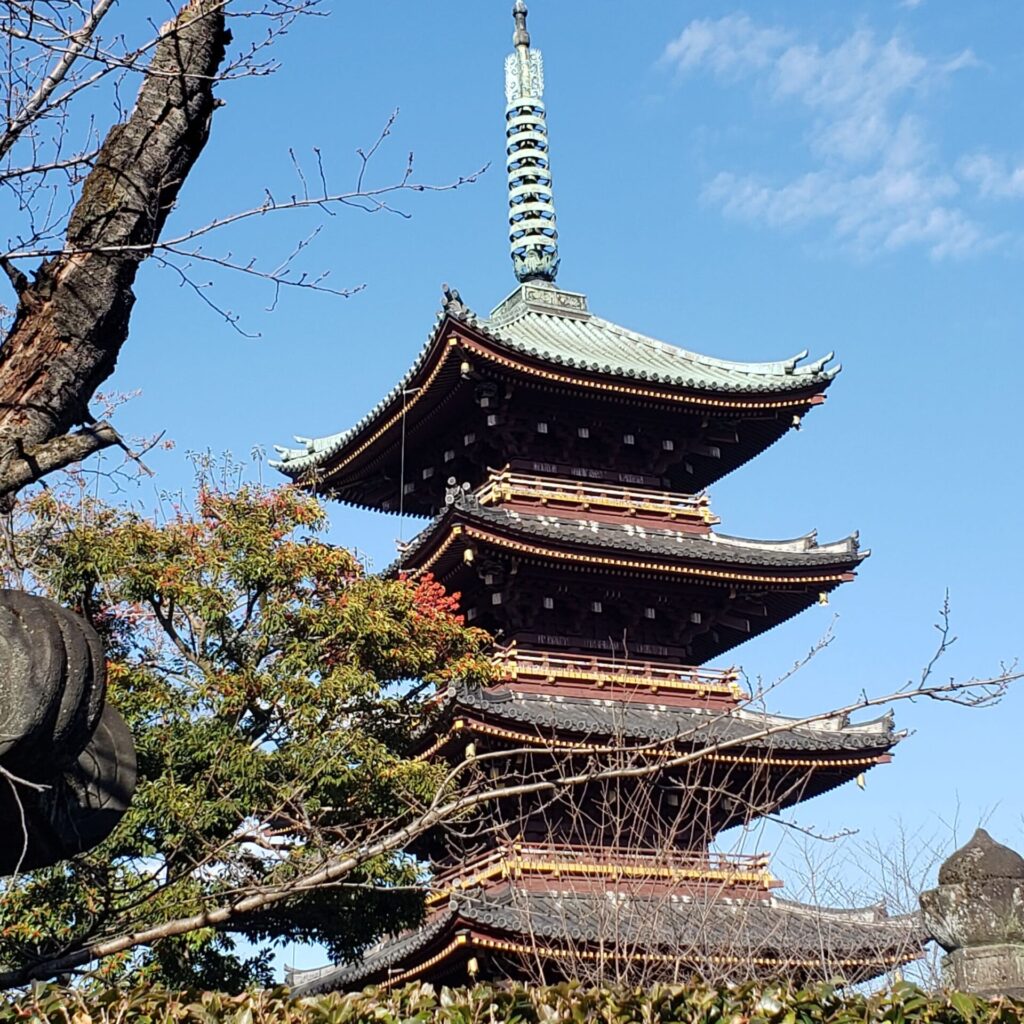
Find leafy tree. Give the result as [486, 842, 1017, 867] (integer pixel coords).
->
[0, 474, 493, 988]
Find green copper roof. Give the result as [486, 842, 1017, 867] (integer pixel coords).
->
[271, 284, 838, 478]
[485, 281, 838, 388]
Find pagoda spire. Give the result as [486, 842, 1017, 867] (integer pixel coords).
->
[505, 1, 559, 284]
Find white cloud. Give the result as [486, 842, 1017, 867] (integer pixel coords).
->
[662, 15, 791, 76]
[899, 0, 925, 9]
[959, 154, 1024, 199]
[662, 15, 988, 259]
[773, 32, 933, 163]
[704, 162, 987, 261]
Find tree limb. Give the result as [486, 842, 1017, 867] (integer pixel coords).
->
[0, 257, 28, 297]
[0, 0, 230, 503]
[0, 421, 120, 507]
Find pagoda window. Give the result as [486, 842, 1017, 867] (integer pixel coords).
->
[536, 421, 549, 434]
[467, 608, 477, 622]
[491, 593, 503, 606]
[591, 601, 603, 613]
[623, 433, 636, 445]
[421, 467, 434, 480]
[663, 439, 675, 451]
[464, 433, 476, 445]
[487, 414, 498, 426]
[690, 612, 702, 624]
[577, 426, 590, 439]
[444, 449, 455, 462]
[543, 597, 554, 610]
[645, 607, 656, 620]
[403, 481, 415, 495]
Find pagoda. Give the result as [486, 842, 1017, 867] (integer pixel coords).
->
[276, 3, 922, 992]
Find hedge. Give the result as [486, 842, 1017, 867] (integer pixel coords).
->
[3, 981, 1022, 1024]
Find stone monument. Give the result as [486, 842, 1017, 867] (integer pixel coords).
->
[0, 589, 136, 874]
[920, 828, 1024, 998]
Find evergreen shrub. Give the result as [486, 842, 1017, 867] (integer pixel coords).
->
[3, 981, 1022, 1024]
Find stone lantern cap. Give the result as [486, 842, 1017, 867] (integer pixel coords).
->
[938, 829, 1024, 886]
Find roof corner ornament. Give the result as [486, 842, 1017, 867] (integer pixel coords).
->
[442, 282, 469, 318]
[445, 478, 483, 513]
[505, 2, 560, 285]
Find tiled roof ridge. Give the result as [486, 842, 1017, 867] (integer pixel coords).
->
[449, 884, 925, 954]
[271, 307, 448, 477]
[426, 681, 901, 752]
[388, 498, 865, 576]
[767, 896, 917, 925]
[473, 881, 922, 922]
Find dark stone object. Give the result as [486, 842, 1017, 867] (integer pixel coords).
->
[921, 829, 1024, 998]
[938, 827, 1024, 886]
[0, 590, 136, 874]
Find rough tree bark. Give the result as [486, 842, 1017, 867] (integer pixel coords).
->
[0, 0, 230, 506]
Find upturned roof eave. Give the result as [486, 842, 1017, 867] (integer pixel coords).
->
[419, 683, 902, 755]
[389, 500, 866, 580]
[271, 303, 837, 483]
[288, 904, 459, 995]
[290, 884, 923, 994]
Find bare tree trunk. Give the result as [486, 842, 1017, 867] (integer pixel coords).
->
[0, 0, 229, 504]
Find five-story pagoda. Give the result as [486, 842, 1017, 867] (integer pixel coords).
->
[276, 3, 921, 991]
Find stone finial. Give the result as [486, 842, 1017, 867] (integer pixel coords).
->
[920, 829, 1024, 998]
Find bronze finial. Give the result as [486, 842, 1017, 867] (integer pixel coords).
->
[505, 1, 559, 284]
[513, 0, 530, 49]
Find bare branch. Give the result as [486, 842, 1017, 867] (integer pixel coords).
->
[0, 0, 118, 163]
[1, 657, 1016, 987]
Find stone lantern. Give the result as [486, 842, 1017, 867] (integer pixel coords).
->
[920, 828, 1024, 997]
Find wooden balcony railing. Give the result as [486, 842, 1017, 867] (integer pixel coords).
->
[476, 469, 718, 525]
[428, 843, 779, 903]
[492, 645, 742, 699]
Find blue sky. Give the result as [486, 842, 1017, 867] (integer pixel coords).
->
[92, 0, 1024, 950]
